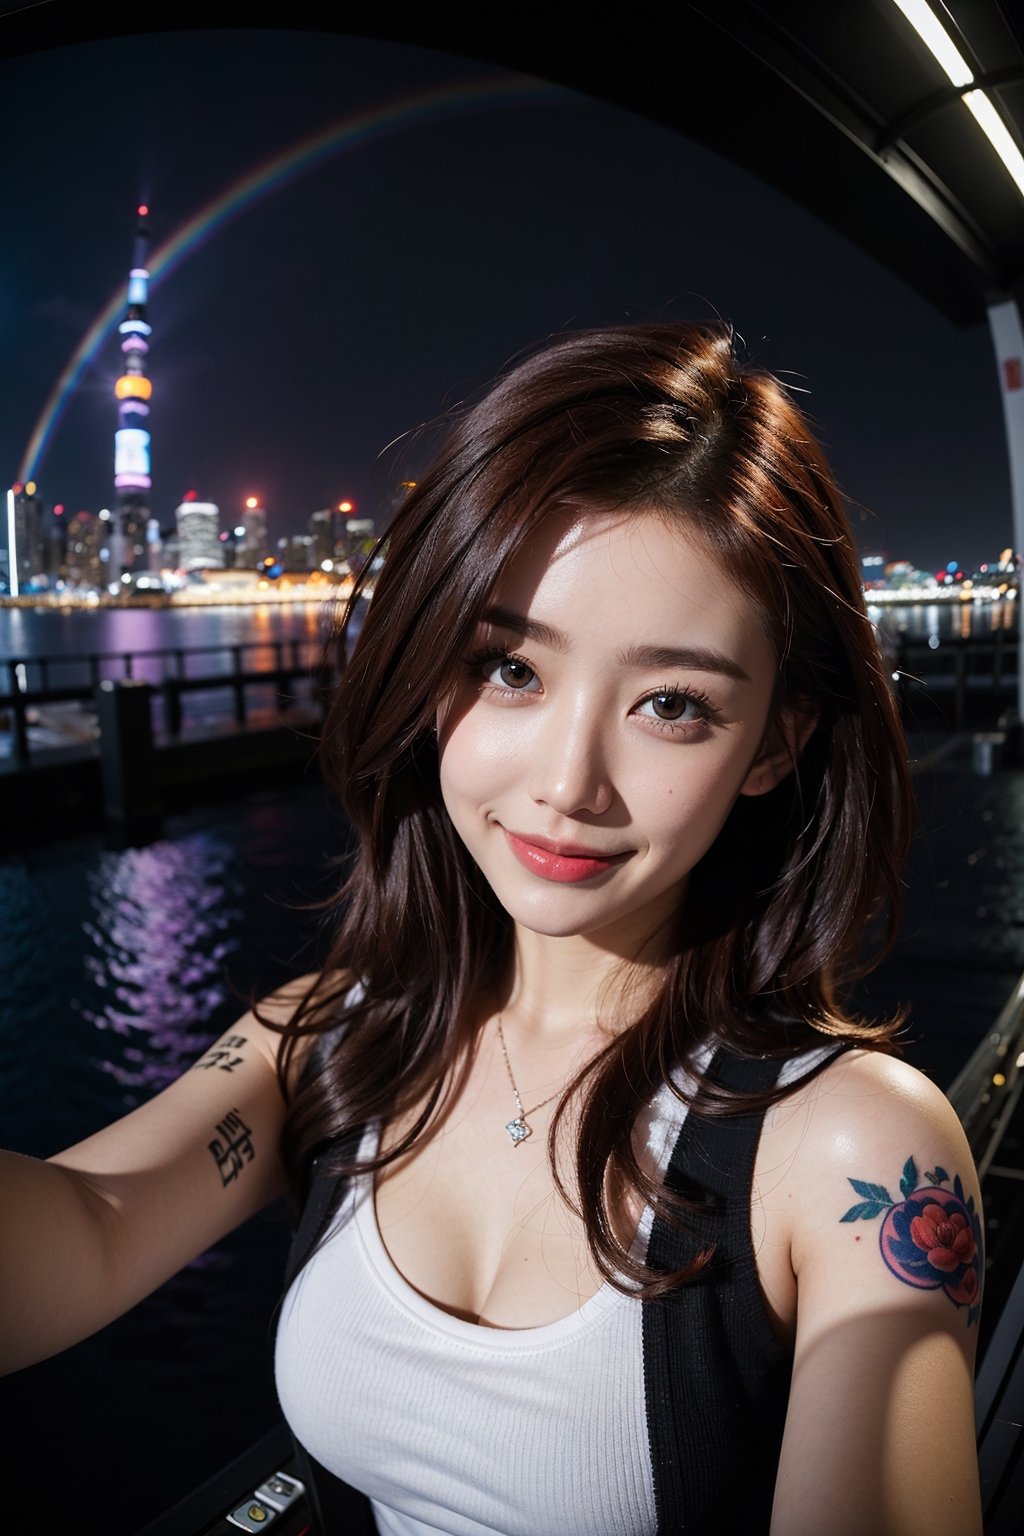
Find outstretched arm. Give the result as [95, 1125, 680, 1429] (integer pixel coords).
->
[767, 1051, 983, 1536]
[0, 976, 318, 1375]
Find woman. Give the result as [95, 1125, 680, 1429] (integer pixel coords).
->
[1, 324, 983, 1535]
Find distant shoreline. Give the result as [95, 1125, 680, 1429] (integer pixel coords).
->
[865, 586, 1017, 606]
[0, 583, 1014, 612]
[0, 583, 350, 611]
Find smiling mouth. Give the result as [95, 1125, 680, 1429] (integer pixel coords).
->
[503, 829, 632, 884]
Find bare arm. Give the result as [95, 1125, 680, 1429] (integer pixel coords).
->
[767, 1052, 982, 1536]
[0, 976, 320, 1375]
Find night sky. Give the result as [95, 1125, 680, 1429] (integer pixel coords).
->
[0, 24, 1012, 571]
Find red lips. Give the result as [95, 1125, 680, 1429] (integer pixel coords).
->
[503, 829, 631, 884]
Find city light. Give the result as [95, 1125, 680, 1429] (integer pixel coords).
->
[5, 487, 18, 597]
[115, 375, 153, 400]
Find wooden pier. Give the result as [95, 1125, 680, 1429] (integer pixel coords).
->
[0, 639, 339, 835]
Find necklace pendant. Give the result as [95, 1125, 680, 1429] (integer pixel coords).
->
[505, 1117, 531, 1145]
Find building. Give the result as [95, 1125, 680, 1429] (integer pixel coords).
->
[237, 498, 269, 563]
[309, 508, 337, 565]
[4, 482, 45, 594]
[176, 499, 223, 571]
[65, 510, 108, 590]
[337, 516, 376, 571]
[145, 518, 163, 574]
[46, 503, 68, 580]
[113, 205, 154, 579]
[278, 534, 316, 573]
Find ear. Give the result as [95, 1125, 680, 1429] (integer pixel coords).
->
[739, 700, 819, 798]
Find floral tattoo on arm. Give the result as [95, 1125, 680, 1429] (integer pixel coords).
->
[840, 1157, 983, 1325]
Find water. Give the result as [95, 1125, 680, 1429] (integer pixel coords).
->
[0, 600, 339, 695]
[0, 777, 354, 1535]
[0, 592, 1015, 666]
[0, 600, 334, 660]
[865, 596, 1018, 644]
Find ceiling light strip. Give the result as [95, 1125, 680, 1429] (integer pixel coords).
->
[891, 0, 974, 86]
[892, 0, 1024, 203]
[963, 90, 1024, 199]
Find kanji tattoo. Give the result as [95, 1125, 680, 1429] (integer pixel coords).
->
[208, 1108, 255, 1186]
[194, 1035, 247, 1073]
[840, 1157, 982, 1325]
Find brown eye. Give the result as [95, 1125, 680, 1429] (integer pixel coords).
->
[636, 689, 713, 729]
[480, 654, 540, 692]
[650, 691, 687, 719]
[499, 658, 535, 689]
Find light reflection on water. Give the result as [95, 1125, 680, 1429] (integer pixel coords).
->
[79, 836, 243, 1097]
[870, 598, 1019, 644]
[0, 782, 349, 1536]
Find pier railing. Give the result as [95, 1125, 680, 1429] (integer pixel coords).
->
[0, 639, 337, 766]
[946, 970, 1024, 1184]
[892, 631, 1018, 730]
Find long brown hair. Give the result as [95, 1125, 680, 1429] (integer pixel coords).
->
[272, 322, 913, 1295]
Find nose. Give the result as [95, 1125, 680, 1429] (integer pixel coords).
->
[526, 698, 613, 817]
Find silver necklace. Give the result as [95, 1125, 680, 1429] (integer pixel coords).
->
[495, 1016, 564, 1146]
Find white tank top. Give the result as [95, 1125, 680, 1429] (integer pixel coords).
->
[274, 1046, 821, 1535]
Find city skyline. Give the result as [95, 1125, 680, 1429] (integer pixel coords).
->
[0, 26, 1015, 571]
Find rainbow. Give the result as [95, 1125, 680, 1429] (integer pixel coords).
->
[17, 75, 568, 488]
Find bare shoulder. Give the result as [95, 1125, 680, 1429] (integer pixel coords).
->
[771, 1047, 970, 1153]
[763, 1048, 983, 1330]
[243, 967, 356, 1081]
[769, 1048, 975, 1184]
[252, 966, 356, 1021]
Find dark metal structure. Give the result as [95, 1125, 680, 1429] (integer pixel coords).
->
[3, 1, 1022, 325]
[341, 0, 1024, 328]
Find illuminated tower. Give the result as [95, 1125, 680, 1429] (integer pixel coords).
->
[113, 204, 154, 580]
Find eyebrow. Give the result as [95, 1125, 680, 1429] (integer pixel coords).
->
[481, 605, 568, 651]
[618, 643, 751, 684]
[480, 606, 751, 683]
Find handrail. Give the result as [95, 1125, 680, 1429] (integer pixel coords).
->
[0, 638, 328, 697]
[0, 641, 339, 766]
[946, 968, 1024, 1179]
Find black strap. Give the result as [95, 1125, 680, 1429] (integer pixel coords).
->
[282, 1130, 361, 1292]
[281, 1128, 377, 1534]
[644, 1044, 851, 1533]
[644, 1048, 792, 1535]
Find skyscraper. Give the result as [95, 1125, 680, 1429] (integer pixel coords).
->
[309, 508, 337, 565]
[3, 482, 45, 593]
[113, 205, 154, 579]
[176, 498, 223, 570]
[66, 510, 106, 590]
[237, 497, 269, 563]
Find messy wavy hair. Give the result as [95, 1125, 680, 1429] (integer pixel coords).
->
[273, 321, 913, 1295]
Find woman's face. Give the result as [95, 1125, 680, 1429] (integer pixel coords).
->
[438, 511, 792, 956]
